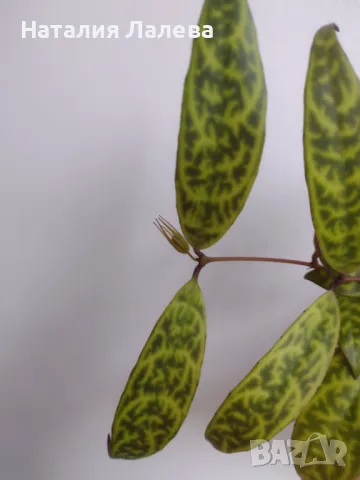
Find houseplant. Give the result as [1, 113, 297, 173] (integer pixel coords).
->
[107, 0, 360, 478]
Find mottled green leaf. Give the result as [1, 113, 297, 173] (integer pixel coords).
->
[108, 278, 206, 459]
[335, 273, 360, 298]
[205, 292, 340, 453]
[304, 24, 360, 274]
[175, 0, 267, 249]
[292, 349, 360, 480]
[337, 295, 360, 378]
[304, 268, 333, 290]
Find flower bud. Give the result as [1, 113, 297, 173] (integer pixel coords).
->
[154, 215, 190, 254]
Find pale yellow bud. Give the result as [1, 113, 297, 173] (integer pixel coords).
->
[154, 215, 190, 255]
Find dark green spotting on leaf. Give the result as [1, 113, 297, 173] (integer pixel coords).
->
[175, 0, 267, 249]
[304, 24, 360, 274]
[205, 292, 340, 453]
[337, 295, 360, 378]
[107, 278, 206, 459]
[292, 349, 360, 480]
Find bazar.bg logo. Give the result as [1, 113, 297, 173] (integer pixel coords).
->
[250, 433, 347, 467]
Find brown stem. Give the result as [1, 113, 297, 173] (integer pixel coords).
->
[192, 263, 203, 280]
[310, 250, 320, 269]
[200, 255, 313, 268]
[333, 276, 360, 286]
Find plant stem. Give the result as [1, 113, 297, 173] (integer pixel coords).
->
[334, 276, 360, 286]
[200, 255, 314, 269]
[192, 264, 203, 280]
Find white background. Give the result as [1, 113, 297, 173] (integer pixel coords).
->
[2, 0, 360, 479]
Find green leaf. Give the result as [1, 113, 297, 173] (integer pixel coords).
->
[205, 291, 340, 453]
[304, 24, 360, 274]
[107, 278, 206, 459]
[334, 273, 360, 298]
[291, 349, 360, 480]
[304, 268, 333, 290]
[175, 0, 267, 249]
[337, 295, 360, 378]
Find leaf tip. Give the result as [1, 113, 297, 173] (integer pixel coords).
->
[107, 433, 113, 458]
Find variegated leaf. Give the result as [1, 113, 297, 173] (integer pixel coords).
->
[304, 24, 360, 274]
[292, 349, 360, 480]
[108, 278, 206, 459]
[175, 0, 267, 249]
[304, 269, 360, 377]
[337, 295, 360, 378]
[205, 292, 340, 453]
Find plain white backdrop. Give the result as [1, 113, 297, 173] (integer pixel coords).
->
[2, 0, 360, 479]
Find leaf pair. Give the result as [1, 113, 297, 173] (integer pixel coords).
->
[108, 0, 266, 459]
[106, 286, 340, 462]
[204, 294, 360, 480]
[294, 25, 360, 479]
[175, 13, 360, 270]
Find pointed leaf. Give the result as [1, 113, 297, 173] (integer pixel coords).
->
[107, 278, 206, 459]
[304, 267, 333, 290]
[337, 295, 360, 378]
[304, 24, 360, 274]
[292, 349, 360, 480]
[175, 0, 267, 249]
[205, 292, 340, 453]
